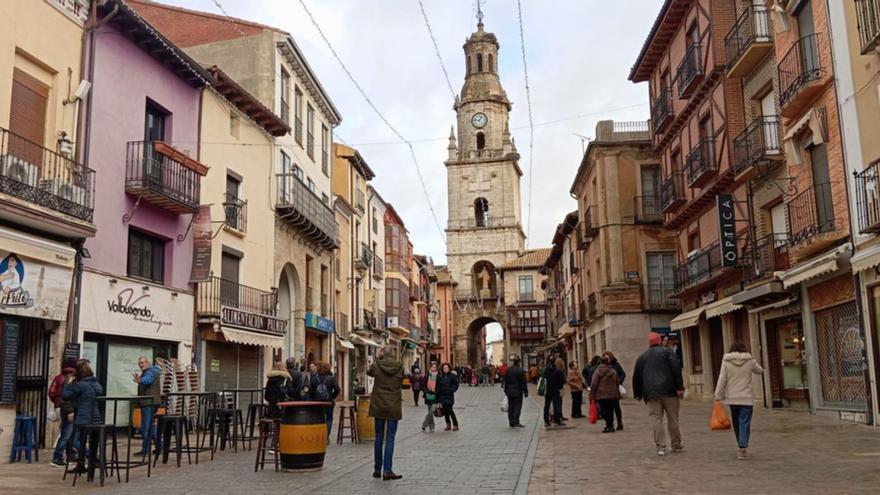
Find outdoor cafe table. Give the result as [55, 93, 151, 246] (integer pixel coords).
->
[165, 391, 217, 464]
[96, 395, 157, 482]
[219, 388, 262, 409]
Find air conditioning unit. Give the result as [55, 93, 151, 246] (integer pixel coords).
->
[0, 155, 38, 187]
[39, 178, 87, 206]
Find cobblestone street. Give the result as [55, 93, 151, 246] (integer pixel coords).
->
[3, 386, 880, 494]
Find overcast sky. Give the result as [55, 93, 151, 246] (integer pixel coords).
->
[176, 0, 665, 264]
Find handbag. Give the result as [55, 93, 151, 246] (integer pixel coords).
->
[537, 377, 546, 397]
[434, 404, 444, 417]
[589, 400, 599, 424]
[500, 395, 509, 412]
[711, 400, 732, 430]
[618, 384, 628, 398]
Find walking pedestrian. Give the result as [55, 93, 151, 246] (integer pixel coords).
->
[470, 365, 478, 387]
[529, 364, 539, 384]
[368, 346, 404, 481]
[481, 364, 489, 387]
[581, 355, 601, 390]
[437, 363, 460, 431]
[502, 358, 528, 427]
[264, 362, 291, 419]
[420, 363, 439, 432]
[714, 342, 764, 460]
[132, 356, 161, 457]
[633, 332, 685, 456]
[604, 351, 626, 430]
[62, 360, 103, 470]
[543, 358, 566, 427]
[590, 355, 621, 433]
[488, 364, 497, 386]
[49, 357, 77, 467]
[307, 362, 341, 440]
[566, 361, 585, 418]
[411, 367, 423, 407]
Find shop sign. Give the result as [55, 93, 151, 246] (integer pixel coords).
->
[0, 251, 72, 321]
[210, 359, 220, 372]
[221, 306, 288, 335]
[717, 195, 737, 267]
[305, 312, 335, 334]
[190, 205, 212, 283]
[63, 343, 81, 362]
[106, 288, 173, 332]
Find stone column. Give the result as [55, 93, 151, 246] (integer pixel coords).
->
[604, 151, 625, 284]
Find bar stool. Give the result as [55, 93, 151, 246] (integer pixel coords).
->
[336, 402, 358, 445]
[202, 408, 245, 459]
[254, 418, 280, 472]
[69, 424, 120, 487]
[244, 403, 265, 450]
[153, 415, 192, 467]
[9, 415, 39, 463]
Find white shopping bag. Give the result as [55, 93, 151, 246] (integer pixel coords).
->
[500, 395, 509, 412]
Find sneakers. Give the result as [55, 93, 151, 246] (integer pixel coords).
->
[737, 448, 749, 460]
[50, 460, 66, 468]
[657, 447, 667, 456]
[671, 445, 685, 454]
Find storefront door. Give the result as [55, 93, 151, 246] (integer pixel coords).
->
[814, 302, 866, 410]
[11, 317, 50, 446]
[305, 330, 324, 365]
[766, 319, 809, 407]
[204, 341, 261, 408]
[709, 318, 724, 386]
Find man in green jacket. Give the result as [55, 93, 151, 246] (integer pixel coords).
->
[368, 345, 403, 481]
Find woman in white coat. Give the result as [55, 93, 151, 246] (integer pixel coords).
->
[714, 341, 764, 460]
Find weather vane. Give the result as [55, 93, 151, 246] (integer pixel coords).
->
[475, 0, 484, 24]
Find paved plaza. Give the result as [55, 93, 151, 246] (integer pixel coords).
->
[2, 386, 879, 494]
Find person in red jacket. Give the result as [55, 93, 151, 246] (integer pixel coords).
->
[49, 357, 77, 467]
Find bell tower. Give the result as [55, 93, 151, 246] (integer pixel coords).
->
[445, 14, 525, 303]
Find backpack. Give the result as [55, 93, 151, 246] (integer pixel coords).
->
[314, 376, 331, 401]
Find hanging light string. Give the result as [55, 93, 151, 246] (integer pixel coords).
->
[417, 0, 457, 101]
[516, 0, 536, 250]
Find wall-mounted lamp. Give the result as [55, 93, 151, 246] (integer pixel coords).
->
[57, 131, 73, 157]
[142, 286, 150, 292]
[79, 247, 91, 259]
[109, 278, 118, 285]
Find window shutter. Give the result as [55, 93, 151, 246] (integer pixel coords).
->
[9, 69, 49, 166]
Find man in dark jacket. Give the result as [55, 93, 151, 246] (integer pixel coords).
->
[502, 358, 528, 428]
[285, 358, 305, 400]
[543, 358, 566, 426]
[633, 332, 685, 456]
[368, 346, 404, 481]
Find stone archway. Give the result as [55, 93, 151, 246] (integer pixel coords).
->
[465, 316, 506, 367]
[277, 263, 301, 360]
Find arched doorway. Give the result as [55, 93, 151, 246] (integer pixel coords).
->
[466, 317, 506, 368]
[277, 263, 300, 361]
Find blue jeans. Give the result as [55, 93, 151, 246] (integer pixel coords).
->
[52, 413, 76, 463]
[729, 405, 753, 449]
[373, 418, 398, 474]
[140, 406, 160, 453]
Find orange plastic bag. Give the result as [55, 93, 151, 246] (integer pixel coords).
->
[589, 400, 598, 424]
[711, 400, 731, 430]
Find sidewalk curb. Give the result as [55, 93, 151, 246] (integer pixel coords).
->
[514, 395, 542, 495]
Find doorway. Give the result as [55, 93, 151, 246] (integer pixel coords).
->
[709, 317, 724, 386]
[765, 318, 809, 407]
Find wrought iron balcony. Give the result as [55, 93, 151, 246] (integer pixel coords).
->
[125, 140, 203, 214]
[223, 192, 247, 233]
[725, 6, 774, 78]
[583, 206, 599, 237]
[733, 116, 782, 178]
[508, 304, 548, 340]
[742, 234, 790, 283]
[779, 34, 823, 116]
[652, 87, 674, 133]
[634, 195, 662, 223]
[685, 138, 717, 188]
[355, 241, 372, 271]
[787, 182, 837, 246]
[661, 172, 686, 213]
[196, 276, 285, 336]
[855, 159, 880, 234]
[372, 254, 384, 280]
[276, 173, 338, 249]
[856, 0, 880, 54]
[675, 243, 730, 292]
[645, 281, 678, 310]
[0, 127, 95, 222]
[677, 42, 704, 98]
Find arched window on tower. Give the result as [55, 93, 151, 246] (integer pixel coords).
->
[476, 132, 485, 150]
[474, 197, 490, 227]
[488, 53, 494, 73]
[477, 53, 484, 72]
[467, 55, 472, 75]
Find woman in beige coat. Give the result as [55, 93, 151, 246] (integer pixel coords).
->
[714, 342, 764, 460]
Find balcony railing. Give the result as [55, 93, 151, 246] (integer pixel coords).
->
[355, 188, 365, 212]
[196, 277, 282, 334]
[733, 116, 781, 176]
[779, 34, 823, 110]
[742, 234, 790, 283]
[855, 159, 880, 234]
[725, 6, 773, 77]
[0, 127, 95, 222]
[787, 182, 837, 246]
[677, 42, 704, 98]
[634, 195, 662, 223]
[223, 193, 247, 233]
[356, 242, 372, 271]
[685, 138, 716, 188]
[518, 292, 535, 303]
[276, 173, 338, 249]
[856, 0, 880, 54]
[307, 132, 315, 159]
[294, 117, 303, 145]
[372, 254, 384, 280]
[125, 141, 201, 214]
[587, 293, 598, 318]
[583, 206, 599, 237]
[661, 172, 686, 213]
[448, 216, 517, 229]
[652, 87, 674, 133]
[645, 280, 678, 310]
[675, 243, 729, 292]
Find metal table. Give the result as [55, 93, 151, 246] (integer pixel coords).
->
[96, 395, 156, 482]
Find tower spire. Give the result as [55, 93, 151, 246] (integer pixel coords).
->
[475, 0, 484, 28]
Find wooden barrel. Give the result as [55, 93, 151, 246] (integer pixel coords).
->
[277, 401, 331, 471]
[355, 395, 375, 441]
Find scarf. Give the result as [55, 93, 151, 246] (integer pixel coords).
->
[427, 372, 437, 393]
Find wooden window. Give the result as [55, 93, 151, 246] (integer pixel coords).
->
[127, 229, 166, 283]
[9, 69, 48, 154]
[280, 68, 290, 124]
[688, 327, 703, 373]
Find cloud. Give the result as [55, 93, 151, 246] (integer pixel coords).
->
[174, 0, 666, 263]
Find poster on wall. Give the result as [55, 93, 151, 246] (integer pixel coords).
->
[190, 205, 212, 283]
[105, 343, 154, 428]
[0, 250, 73, 321]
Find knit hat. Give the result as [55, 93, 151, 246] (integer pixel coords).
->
[648, 332, 662, 347]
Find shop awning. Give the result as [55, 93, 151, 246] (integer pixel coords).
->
[732, 281, 789, 307]
[850, 243, 880, 273]
[670, 307, 704, 331]
[218, 327, 284, 348]
[780, 244, 850, 288]
[782, 107, 827, 165]
[748, 296, 796, 314]
[350, 334, 382, 347]
[538, 340, 564, 353]
[387, 325, 410, 337]
[335, 335, 355, 350]
[704, 297, 742, 319]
